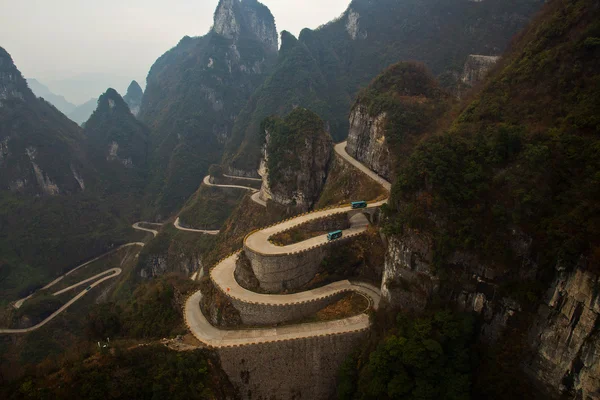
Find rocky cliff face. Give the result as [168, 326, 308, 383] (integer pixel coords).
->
[461, 54, 500, 87]
[123, 80, 143, 116]
[214, 0, 278, 53]
[258, 108, 333, 211]
[378, 0, 600, 396]
[0, 46, 89, 196]
[382, 229, 600, 398]
[85, 88, 149, 171]
[527, 266, 600, 399]
[140, 0, 277, 216]
[346, 104, 392, 182]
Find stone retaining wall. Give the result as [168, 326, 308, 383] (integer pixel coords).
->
[229, 290, 348, 325]
[243, 233, 364, 292]
[218, 329, 368, 400]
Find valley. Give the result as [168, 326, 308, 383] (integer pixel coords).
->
[1, 0, 599, 399]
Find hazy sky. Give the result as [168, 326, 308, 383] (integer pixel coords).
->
[0, 0, 350, 102]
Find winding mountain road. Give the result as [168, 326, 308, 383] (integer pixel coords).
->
[173, 174, 266, 234]
[184, 142, 391, 347]
[2, 222, 156, 334]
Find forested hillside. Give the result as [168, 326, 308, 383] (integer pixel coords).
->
[342, 0, 600, 398]
[0, 48, 144, 303]
[140, 0, 278, 217]
[223, 0, 544, 176]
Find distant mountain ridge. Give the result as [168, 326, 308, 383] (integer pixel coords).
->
[26, 78, 76, 115]
[123, 80, 143, 117]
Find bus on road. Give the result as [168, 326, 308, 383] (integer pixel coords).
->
[327, 230, 343, 241]
[351, 201, 367, 209]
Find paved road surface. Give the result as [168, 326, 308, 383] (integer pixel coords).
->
[185, 290, 372, 347]
[3, 221, 153, 332]
[132, 222, 162, 238]
[211, 253, 380, 307]
[0, 268, 122, 334]
[174, 217, 220, 235]
[205, 174, 266, 208]
[223, 173, 262, 182]
[13, 241, 145, 309]
[203, 175, 259, 192]
[184, 142, 390, 347]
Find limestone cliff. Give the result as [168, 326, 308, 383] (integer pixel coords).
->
[140, 0, 277, 216]
[347, 62, 450, 183]
[379, 0, 600, 397]
[123, 80, 143, 116]
[258, 108, 333, 211]
[0, 46, 89, 196]
[461, 54, 500, 87]
[527, 266, 600, 399]
[346, 104, 392, 182]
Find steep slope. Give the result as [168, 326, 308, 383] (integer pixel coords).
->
[0, 48, 140, 303]
[123, 80, 143, 116]
[367, 0, 600, 397]
[26, 78, 76, 115]
[140, 0, 278, 217]
[223, 0, 544, 175]
[223, 31, 343, 174]
[258, 108, 333, 211]
[0, 47, 90, 196]
[84, 88, 150, 202]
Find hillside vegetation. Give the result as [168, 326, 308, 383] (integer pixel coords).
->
[386, 0, 600, 276]
[224, 0, 544, 174]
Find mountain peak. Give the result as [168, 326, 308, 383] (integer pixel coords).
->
[123, 80, 143, 116]
[126, 80, 143, 98]
[213, 0, 278, 52]
[95, 88, 130, 115]
[0, 46, 33, 103]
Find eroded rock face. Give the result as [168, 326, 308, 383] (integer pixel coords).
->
[259, 109, 333, 211]
[123, 80, 143, 117]
[382, 226, 600, 397]
[0, 46, 89, 196]
[526, 266, 600, 399]
[213, 0, 278, 52]
[346, 104, 392, 182]
[462, 54, 500, 87]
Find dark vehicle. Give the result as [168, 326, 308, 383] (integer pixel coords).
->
[327, 230, 343, 241]
[85, 286, 92, 291]
[351, 201, 367, 209]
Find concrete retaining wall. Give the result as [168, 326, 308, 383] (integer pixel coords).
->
[229, 291, 348, 325]
[244, 245, 328, 292]
[218, 329, 368, 400]
[243, 234, 364, 293]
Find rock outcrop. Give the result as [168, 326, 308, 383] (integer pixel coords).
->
[461, 54, 500, 87]
[123, 80, 143, 116]
[527, 266, 600, 399]
[0, 46, 89, 196]
[258, 108, 333, 211]
[140, 0, 278, 216]
[346, 105, 392, 182]
[84, 88, 149, 172]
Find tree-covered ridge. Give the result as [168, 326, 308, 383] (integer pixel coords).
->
[224, 31, 340, 172]
[0, 51, 146, 303]
[223, 0, 544, 176]
[262, 108, 331, 187]
[386, 0, 600, 275]
[338, 310, 474, 400]
[84, 88, 149, 202]
[354, 62, 452, 176]
[140, 0, 277, 217]
[4, 346, 220, 400]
